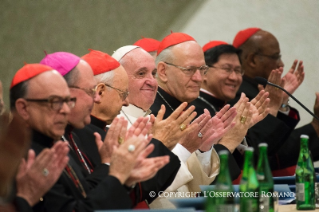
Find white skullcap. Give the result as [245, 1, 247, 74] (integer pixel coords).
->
[112, 45, 140, 61]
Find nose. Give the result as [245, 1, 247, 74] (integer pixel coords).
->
[228, 70, 238, 80]
[191, 69, 203, 82]
[60, 102, 71, 114]
[277, 58, 284, 68]
[122, 96, 129, 107]
[145, 75, 158, 88]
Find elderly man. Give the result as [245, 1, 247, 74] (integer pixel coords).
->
[112, 43, 239, 209]
[80, 49, 177, 207]
[35, 52, 157, 211]
[0, 109, 69, 212]
[152, 32, 257, 182]
[231, 28, 319, 173]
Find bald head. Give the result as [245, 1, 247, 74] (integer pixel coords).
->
[119, 48, 158, 111]
[239, 30, 284, 79]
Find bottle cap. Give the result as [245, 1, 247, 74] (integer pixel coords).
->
[259, 143, 268, 147]
[300, 134, 309, 139]
[245, 147, 254, 152]
[219, 150, 229, 155]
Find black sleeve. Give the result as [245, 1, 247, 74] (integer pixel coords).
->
[13, 196, 33, 212]
[246, 114, 293, 156]
[137, 138, 181, 204]
[214, 144, 241, 181]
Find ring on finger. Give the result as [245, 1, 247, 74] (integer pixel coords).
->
[43, 168, 49, 177]
[128, 144, 135, 152]
[118, 137, 124, 144]
[240, 115, 247, 124]
[198, 132, 203, 138]
[180, 124, 187, 131]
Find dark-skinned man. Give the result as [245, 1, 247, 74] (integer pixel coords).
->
[231, 28, 319, 174]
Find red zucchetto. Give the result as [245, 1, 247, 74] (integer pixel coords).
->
[233, 28, 261, 48]
[10, 64, 53, 89]
[134, 38, 160, 53]
[157, 32, 196, 55]
[82, 49, 120, 76]
[202, 41, 228, 52]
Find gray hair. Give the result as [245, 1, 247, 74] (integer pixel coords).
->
[155, 46, 174, 66]
[94, 70, 115, 86]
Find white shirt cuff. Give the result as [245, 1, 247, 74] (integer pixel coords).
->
[195, 148, 212, 174]
[279, 107, 290, 115]
[172, 143, 192, 163]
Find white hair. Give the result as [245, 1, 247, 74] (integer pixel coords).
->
[94, 71, 115, 87]
[155, 46, 174, 66]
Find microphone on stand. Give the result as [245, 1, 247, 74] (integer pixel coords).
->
[254, 77, 319, 122]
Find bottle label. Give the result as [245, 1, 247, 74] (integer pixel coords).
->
[256, 174, 265, 181]
[259, 196, 269, 212]
[216, 204, 235, 212]
[296, 183, 305, 201]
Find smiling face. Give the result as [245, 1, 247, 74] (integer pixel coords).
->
[158, 41, 205, 103]
[203, 53, 242, 101]
[22, 71, 71, 140]
[120, 48, 158, 111]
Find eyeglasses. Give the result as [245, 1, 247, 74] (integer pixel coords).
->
[164, 62, 209, 76]
[69, 85, 97, 98]
[104, 84, 129, 101]
[25, 96, 76, 111]
[256, 53, 282, 61]
[208, 65, 244, 76]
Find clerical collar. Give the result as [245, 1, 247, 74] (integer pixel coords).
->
[199, 89, 226, 111]
[157, 87, 182, 111]
[32, 129, 55, 148]
[121, 104, 151, 118]
[90, 115, 107, 130]
[65, 124, 74, 136]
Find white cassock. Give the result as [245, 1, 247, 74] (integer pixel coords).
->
[118, 104, 220, 208]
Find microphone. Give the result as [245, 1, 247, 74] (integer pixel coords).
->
[254, 77, 319, 122]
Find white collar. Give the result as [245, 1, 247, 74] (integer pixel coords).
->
[121, 104, 151, 118]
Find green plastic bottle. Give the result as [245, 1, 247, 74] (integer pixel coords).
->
[295, 134, 315, 210]
[240, 147, 259, 212]
[256, 143, 274, 212]
[205, 150, 235, 212]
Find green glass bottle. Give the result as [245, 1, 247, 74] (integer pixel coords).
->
[205, 150, 235, 212]
[256, 143, 274, 212]
[295, 134, 315, 210]
[240, 147, 259, 212]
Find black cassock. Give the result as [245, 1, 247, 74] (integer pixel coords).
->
[31, 129, 131, 212]
[72, 115, 181, 206]
[150, 87, 241, 181]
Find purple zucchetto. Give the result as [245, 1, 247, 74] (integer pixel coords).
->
[40, 52, 81, 76]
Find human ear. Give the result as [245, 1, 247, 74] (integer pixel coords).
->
[157, 62, 168, 83]
[15, 99, 29, 120]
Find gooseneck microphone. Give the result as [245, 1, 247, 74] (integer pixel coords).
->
[254, 77, 319, 122]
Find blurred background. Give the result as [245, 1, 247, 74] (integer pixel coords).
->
[1, 0, 318, 127]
